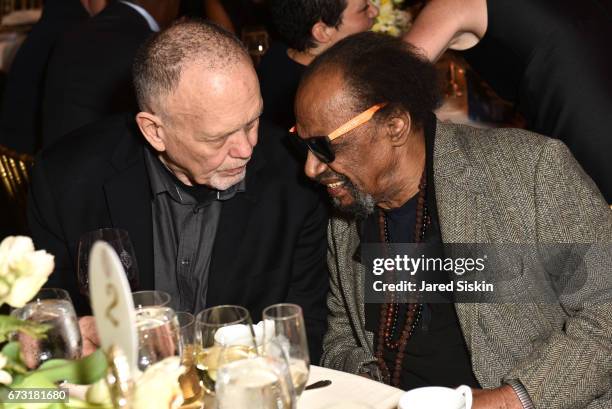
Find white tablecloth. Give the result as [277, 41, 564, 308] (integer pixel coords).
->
[298, 365, 404, 409]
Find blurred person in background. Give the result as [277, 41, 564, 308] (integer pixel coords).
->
[203, 0, 272, 36]
[403, 0, 612, 203]
[41, 0, 180, 149]
[258, 0, 379, 131]
[0, 0, 108, 154]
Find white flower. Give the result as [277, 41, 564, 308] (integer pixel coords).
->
[0, 353, 13, 385]
[132, 357, 185, 409]
[0, 236, 54, 308]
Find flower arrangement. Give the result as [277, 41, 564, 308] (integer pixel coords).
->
[371, 0, 414, 37]
[0, 236, 183, 409]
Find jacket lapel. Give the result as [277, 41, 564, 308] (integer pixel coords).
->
[103, 118, 154, 291]
[206, 149, 264, 306]
[432, 122, 488, 377]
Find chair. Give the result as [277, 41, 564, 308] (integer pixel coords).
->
[0, 144, 33, 233]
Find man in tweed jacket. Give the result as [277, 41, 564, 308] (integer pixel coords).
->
[293, 32, 611, 409]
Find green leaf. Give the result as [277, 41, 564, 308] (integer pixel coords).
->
[1, 341, 28, 374]
[23, 350, 108, 386]
[0, 316, 51, 343]
[2, 341, 22, 361]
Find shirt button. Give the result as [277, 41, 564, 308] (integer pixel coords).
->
[181, 259, 190, 266]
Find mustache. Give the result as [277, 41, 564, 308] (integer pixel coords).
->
[315, 170, 348, 184]
[218, 159, 250, 171]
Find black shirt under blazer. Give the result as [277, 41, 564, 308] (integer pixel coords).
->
[27, 115, 330, 362]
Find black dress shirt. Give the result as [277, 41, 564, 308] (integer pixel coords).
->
[144, 148, 244, 313]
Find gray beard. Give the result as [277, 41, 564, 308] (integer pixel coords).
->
[331, 179, 376, 220]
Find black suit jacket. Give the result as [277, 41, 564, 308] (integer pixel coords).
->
[0, 0, 88, 154]
[41, 1, 153, 148]
[28, 115, 329, 362]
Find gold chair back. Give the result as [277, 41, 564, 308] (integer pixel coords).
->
[0, 144, 33, 209]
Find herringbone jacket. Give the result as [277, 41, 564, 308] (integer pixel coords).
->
[321, 122, 612, 409]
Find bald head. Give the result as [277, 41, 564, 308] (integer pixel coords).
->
[133, 19, 251, 113]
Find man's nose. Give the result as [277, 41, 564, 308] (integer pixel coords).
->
[304, 151, 328, 180]
[230, 130, 254, 159]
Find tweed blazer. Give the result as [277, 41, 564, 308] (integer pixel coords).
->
[321, 121, 612, 409]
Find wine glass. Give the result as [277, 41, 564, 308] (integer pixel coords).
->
[132, 290, 171, 309]
[241, 26, 269, 65]
[135, 306, 180, 371]
[194, 305, 256, 394]
[175, 311, 204, 409]
[216, 339, 296, 409]
[262, 303, 310, 397]
[77, 228, 139, 296]
[11, 288, 83, 369]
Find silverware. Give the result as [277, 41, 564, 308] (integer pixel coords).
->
[304, 380, 332, 391]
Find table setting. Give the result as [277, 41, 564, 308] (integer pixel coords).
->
[0, 233, 475, 409]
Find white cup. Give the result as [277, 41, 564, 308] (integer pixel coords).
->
[398, 385, 473, 409]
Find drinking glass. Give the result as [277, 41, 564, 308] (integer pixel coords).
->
[132, 290, 171, 309]
[216, 339, 296, 409]
[262, 303, 310, 397]
[135, 306, 180, 371]
[176, 311, 195, 352]
[77, 228, 139, 296]
[194, 305, 255, 394]
[241, 26, 269, 65]
[175, 312, 204, 409]
[11, 288, 82, 369]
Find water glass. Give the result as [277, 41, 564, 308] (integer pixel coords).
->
[77, 228, 139, 296]
[194, 305, 255, 394]
[11, 288, 82, 369]
[216, 339, 296, 409]
[135, 306, 180, 371]
[132, 290, 171, 309]
[263, 303, 310, 397]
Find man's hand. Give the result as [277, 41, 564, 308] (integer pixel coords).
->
[78, 316, 100, 356]
[472, 385, 523, 409]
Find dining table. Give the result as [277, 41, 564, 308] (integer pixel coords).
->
[298, 365, 404, 409]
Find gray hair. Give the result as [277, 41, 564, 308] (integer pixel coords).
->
[132, 19, 249, 112]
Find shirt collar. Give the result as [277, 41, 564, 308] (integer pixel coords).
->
[144, 147, 246, 204]
[118, 0, 160, 32]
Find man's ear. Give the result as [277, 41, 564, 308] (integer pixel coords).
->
[386, 111, 412, 147]
[135, 112, 166, 152]
[311, 21, 335, 49]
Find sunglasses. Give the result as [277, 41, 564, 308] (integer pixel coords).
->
[290, 103, 387, 163]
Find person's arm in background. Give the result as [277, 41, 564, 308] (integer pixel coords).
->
[402, 0, 487, 62]
[27, 155, 101, 355]
[203, 0, 236, 34]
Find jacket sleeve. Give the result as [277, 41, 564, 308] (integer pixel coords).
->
[27, 155, 80, 303]
[320, 219, 381, 379]
[504, 139, 612, 409]
[285, 195, 330, 365]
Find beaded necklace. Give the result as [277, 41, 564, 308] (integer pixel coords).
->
[375, 170, 430, 386]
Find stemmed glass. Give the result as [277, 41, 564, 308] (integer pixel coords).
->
[11, 288, 82, 369]
[262, 303, 310, 397]
[132, 290, 171, 309]
[194, 305, 256, 394]
[216, 338, 296, 409]
[176, 312, 204, 409]
[135, 306, 180, 371]
[241, 26, 269, 65]
[77, 228, 139, 296]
